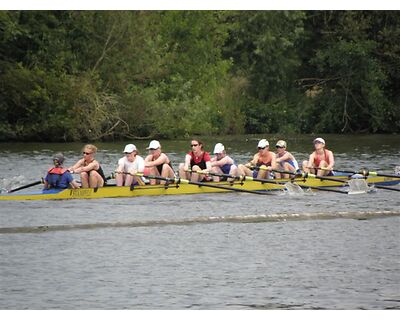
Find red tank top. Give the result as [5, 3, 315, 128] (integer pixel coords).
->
[257, 152, 273, 167]
[313, 149, 330, 167]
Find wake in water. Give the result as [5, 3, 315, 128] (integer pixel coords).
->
[1, 210, 399, 234]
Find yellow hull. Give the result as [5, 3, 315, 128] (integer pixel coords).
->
[0, 176, 398, 201]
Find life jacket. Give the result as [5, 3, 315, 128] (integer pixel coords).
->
[47, 167, 68, 188]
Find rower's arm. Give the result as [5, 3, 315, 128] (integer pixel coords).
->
[308, 153, 315, 168]
[212, 156, 233, 167]
[246, 154, 258, 167]
[68, 159, 85, 173]
[78, 160, 99, 173]
[270, 153, 278, 170]
[145, 154, 167, 167]
[184, 154, 191, 170]
[326, 151, 335, 170]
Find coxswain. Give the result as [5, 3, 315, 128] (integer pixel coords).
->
[44, 153, 79, 189]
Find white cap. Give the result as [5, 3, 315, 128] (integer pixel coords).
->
[146, 140, 161, 150]
[313, 137, 325, 145]
[257, 139, 269, 148]
[213, 143, 225, 154]
[123, 144, 137, 153]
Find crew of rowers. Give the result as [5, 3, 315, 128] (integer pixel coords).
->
[43, 137, 334, 190]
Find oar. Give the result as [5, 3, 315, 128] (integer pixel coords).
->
[7, 178, 44, 193]
[296, 184, 349, 194]
[262, 170, 351, 193]
[330, 168, 400, 178]
[189, 170, 347, 194]
[188, 169, 292, 186]
[133, 173, 273, 195]
[371, 185, 400, 192]
[271, 169, 372, 194]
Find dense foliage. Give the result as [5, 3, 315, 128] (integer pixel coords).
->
[0, 11, 399, 141]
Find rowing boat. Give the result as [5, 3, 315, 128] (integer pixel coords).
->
[1, 174, 399, 201]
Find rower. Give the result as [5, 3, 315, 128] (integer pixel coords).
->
[274, 140, 300, 179]
[210, 143, 238, 182]
[115, 144, 146, 186]
[178, 139, 212, 182]
[144, 140, 175, 185]
[238, 139, 277, 179]
[302, 137, 335, 176]
[44, 153, 79, 190]
[68, 144, 107, 188]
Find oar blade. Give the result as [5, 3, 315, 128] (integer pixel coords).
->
[284, 182, 304, 194]
[347, 179, 370, 195]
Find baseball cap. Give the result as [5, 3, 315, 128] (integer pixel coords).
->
[257, 139, 269, 148]
[146, 140, 161, 150]
[313, 137, 325, 145]
[276, 140, 287, 148]
[53, 153, 65, 165]
[123, 144, 137, 153]
[213, 143, 225, 154]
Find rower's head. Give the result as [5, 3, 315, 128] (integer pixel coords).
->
[275, 140, 287, 154]
[82, 144, 97, 159]
[123, 144, 138, 161]
[53, 153, 65, 167]
[191, 139, 203, 152]
[147, 140, 161, 154]
[257, 139, 269, 153]
[213, 143, 226, 159]
[313, 137, 325, 150]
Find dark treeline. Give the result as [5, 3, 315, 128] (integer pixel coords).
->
[1, 11, 399, 142]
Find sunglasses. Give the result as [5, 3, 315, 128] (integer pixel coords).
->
[83, 152, 92, 155]
[258, 147, 266, 150]
[149, 148, 158, 151]
[124, 152, 133, 155]
[191, 144, 199, 147]
[276, 146, 285, 148]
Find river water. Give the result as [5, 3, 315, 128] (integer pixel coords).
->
[0, 134, 399, 309]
